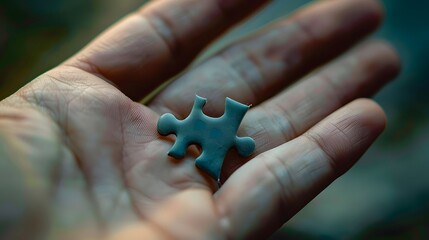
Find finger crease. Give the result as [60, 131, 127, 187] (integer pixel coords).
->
[317, 58, 355, 107]
[304, 132, 341, 176]
[219, 53, 259, 103]
[261, 155, 294, 209]
[136, 12, 178, 61]
[270, 103, 298, 141]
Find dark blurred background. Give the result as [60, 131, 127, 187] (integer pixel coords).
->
[0, 0, 428, 239]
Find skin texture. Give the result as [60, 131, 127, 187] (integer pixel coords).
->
[0, 0, 400, 239]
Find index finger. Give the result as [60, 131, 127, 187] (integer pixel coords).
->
[65, 0, 269, 100]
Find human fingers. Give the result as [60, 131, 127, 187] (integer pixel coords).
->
[221, 40, 400, 178]
[150, 0, 383, 117]
[214, 99, 386, 239]
[65, 0, 269, 100]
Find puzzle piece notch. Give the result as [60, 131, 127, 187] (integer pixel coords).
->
[157, 95, 255, 180]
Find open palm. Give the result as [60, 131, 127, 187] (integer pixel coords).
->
[0, 0, 400, 239]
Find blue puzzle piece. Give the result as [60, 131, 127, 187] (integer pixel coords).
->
[157, 95, 255, 180]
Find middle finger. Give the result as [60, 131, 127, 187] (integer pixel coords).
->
[149, 0, 383, 117]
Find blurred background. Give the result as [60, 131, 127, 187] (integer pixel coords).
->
[0, 0, 428, 239]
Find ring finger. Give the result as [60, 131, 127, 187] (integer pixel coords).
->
[221, 40, 400, 178]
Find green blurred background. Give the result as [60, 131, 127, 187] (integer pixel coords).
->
[0, 0, 428, 239]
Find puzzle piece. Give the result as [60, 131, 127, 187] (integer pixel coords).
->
[157, 95, 255, 180]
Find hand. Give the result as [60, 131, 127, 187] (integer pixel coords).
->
[0, 0, 400, 239]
